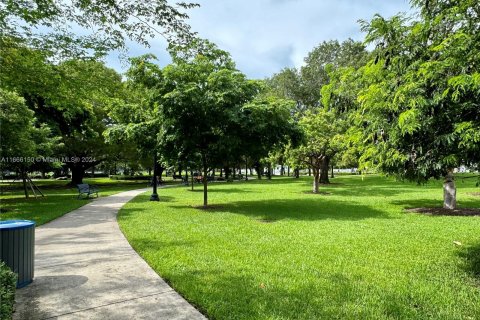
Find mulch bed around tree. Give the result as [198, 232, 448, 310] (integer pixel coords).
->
[405, 207, 480, 216]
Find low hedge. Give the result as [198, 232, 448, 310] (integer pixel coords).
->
[0, 262, 17, 319]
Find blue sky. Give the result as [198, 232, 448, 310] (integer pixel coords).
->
[105, 0, 413, 79]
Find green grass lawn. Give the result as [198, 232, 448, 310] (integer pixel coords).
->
[0, 178, 150, 226]
[118, 175, 480, 320]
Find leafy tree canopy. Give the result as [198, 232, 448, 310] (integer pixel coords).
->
[0, 0, 199, 58]
[356, 0, 480, 182]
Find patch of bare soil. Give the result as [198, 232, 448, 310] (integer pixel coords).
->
[467, 192, 480, 197]
[406, 207, 480, 216]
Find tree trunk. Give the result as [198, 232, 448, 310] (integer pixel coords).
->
[202, 155, 208, 207]
[294, 168, 299, 178]
[331, 164, 334, 179]
[158, 166, 164, 183]
[267, 163, 272, 180]
[255, 163, 262, 179]
[91, 166, 95, 178]
[191, 170, 194, 191]
[21, 167, 29, 199]
[287, 167, 290, 177]
[280, 164, 284, 176]
[319, 157, 330, 184]
[312, 168, 320, 193]
[70, 165, 85, 185]
[443, 171, 456, 209]
[308, 168, 311, 176]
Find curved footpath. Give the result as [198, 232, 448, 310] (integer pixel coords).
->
[14, 189, 206, 320]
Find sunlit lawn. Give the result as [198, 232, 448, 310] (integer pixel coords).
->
[118, 174, 480, 320]
[0, 178, 150, 225]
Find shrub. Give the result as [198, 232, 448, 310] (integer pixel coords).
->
[0, 261, 17, 319]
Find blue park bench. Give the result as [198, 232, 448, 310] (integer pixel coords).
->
[76, 184, 99, 199]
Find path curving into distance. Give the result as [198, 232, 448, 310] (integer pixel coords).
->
[14, 188, 206, 320]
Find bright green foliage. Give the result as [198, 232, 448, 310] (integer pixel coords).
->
[300, 39, 369, 108]
[296, 109, 347, 191]
[0, 89, 36, 160]
[158, 44, 258, 205]
[268, 40, 369, 183]
[266, 68, 305, 114]
[321, 65, 369, 169]
[240, 96, 301, 176]
[0, 41, 125, 184]
[0, 0, 198, 58]
[0, 261, 17, 320]
[0, 88, 56, 176]
[119, 175, 480, 320]
[105, 54, 164, 169]
[356, 1, 480, 181]
[268, 39, 368, 115]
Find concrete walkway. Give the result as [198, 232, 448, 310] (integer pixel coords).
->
[14, 189, 206, 320]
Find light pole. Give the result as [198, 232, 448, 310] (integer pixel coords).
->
[150, 152, 159, 201]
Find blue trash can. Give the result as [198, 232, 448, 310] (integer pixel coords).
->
[0, 220, 35, 288]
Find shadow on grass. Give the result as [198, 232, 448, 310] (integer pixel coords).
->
[166, 268, 419, 319]
[125, 195, 176, 203]
[330, 185, 421, 198]
[458, 242, 480, 282]
[392, 198, 480, 210]
[168, 197, 392, 221]
[127, 237, 200, 255]
[186, 188, 253, 194]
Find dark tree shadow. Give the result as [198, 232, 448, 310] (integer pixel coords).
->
[458, 242, 480, 282]
[186, 188, 253, 194]
[392, 198, 480, 210]
[164, 267, 435, 319]
[168, 197, 393, 222]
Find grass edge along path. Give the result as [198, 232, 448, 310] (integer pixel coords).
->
[118, 175, 480, 320]
[0, 178, 153, 226]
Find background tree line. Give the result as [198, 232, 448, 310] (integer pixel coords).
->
[1, 0, 478, 208]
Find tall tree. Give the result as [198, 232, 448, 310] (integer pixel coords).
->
[357, 1, 480, 209]
[295, 109, 347, 193]
[105, 54, 165, 185]
[268, 39, 368, 116]
[0, 89, 57, 197]
[0, 42, 125, 184]
[159, 43, 258, 207]
[239, 96, 302, 179]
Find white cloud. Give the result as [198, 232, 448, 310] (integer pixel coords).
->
[105, 0, 413, 79]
